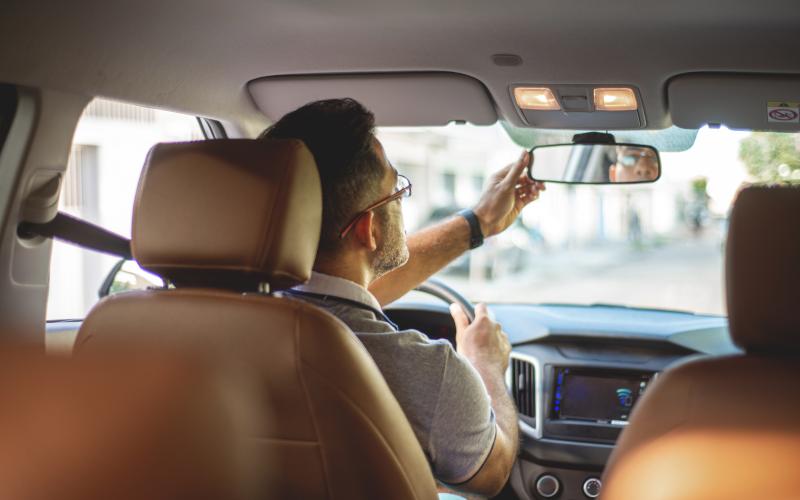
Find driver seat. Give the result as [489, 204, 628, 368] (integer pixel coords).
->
[601, 185, 800, 500]
[75, 139, 438, 499]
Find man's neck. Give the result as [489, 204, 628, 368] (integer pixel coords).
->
[313, 256, 373, 289]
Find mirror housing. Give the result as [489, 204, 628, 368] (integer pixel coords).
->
[528, 133, 661, 185]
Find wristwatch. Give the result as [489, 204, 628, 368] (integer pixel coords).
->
[458, 209, 484, 249]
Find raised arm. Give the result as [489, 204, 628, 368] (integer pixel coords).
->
[368, 150, 544, 306]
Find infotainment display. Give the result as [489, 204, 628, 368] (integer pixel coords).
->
[551, 368, 653, 424]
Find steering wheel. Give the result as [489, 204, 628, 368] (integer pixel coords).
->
[413, 278, 476, 323]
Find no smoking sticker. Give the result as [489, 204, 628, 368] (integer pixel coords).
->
[767, 101, 800, 123]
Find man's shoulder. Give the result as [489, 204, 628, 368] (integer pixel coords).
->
[357, 328, 454, 361]
[359, 329, 485, 400]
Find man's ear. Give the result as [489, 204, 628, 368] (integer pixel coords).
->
[609, 165, 617, 182]
[353, 210, 378, 251]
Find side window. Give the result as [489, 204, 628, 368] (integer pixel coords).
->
[46, 99, 203, 320]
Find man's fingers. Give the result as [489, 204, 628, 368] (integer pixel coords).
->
[503, 151, 530, 186]
[449, 303, 470, 331]
[490, 150, 532, 186]
[474, 302, 490, 319]
[516, 182, 542, 203]
[516, 174, 536, 187]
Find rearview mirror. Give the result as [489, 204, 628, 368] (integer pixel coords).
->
[528, 143, 661, 184]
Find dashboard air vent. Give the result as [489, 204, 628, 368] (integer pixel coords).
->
[511, 358, 535, 421]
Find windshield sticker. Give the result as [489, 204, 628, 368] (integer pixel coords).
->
[767, 101, 800, 123]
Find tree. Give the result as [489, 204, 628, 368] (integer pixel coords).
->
[739, 132, 800, 183]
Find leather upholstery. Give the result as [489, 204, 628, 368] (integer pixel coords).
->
[602, 356, 800, 500]
[133, 139, 321, 291]
[77, 139, 438, 499]
[726, 185, 800, 352]
[77, 290, 439, 500]
[602, 185, 800, 500]
[0, 343, 262, 500]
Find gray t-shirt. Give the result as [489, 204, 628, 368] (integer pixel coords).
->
[291, 292, 497, 484]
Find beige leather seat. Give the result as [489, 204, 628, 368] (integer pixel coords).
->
[75, 139, 438, 500]
[602, 185, 800, 500]
[0, 342, 261, 500]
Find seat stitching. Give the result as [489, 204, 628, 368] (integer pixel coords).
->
[293, 309, 334, 499]
[252, 437, 320, 446]
[256, 146, 293, 269]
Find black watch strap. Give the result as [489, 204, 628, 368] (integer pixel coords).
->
[458, 209, 484, 249]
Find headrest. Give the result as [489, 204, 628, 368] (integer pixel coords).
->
[132, 139, 321, 291]
[726, 185, 800, 352]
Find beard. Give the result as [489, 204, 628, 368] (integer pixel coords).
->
[372, 206, 410, 278]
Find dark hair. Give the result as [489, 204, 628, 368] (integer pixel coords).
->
[260, 98, 384, 253]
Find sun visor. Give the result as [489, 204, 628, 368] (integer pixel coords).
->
[248, 73, 497, 127]
[669, 73, 800, 131]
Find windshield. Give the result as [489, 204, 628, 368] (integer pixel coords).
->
[377, 124, 798, 315]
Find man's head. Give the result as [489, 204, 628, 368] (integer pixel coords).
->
[610, 146, 660, 182]
[260, 98, 409, 279]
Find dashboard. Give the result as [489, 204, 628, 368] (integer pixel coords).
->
[385, 301, 736, 500]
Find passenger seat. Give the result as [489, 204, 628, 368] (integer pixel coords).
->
[601, 185, 800, 500]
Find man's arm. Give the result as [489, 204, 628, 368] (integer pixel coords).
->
[448, 303, 518, 497]
[457, 369, 518, 497]
[369, 150, 543, 306]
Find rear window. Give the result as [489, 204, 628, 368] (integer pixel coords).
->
[46, 99, 202, 320]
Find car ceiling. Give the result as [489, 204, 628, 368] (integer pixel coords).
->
[1, 0, 799, 134]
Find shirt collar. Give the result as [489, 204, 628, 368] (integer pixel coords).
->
[293, 271, 383, 311]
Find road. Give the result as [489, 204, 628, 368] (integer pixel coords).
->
[440, 233, 727, 316]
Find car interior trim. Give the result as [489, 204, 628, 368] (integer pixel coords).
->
[0, 88, 90, 344]
[196, 117, 228, 139]
[669, 73, 800, 131]
[0, 86, 29, 230]
[248, 72, 498, 127]
[509, 351, 544, 439]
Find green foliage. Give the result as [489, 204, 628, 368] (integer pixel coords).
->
[739, 132, 800, 183]
[691, 177, 708, 195]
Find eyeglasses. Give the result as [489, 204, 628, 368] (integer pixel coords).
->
[618, 150, 655, 167]
[339, 174, 412, 239]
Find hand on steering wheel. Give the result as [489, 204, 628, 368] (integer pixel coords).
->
[413, 278, 476, 322]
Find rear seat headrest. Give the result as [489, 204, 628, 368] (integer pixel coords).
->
[132, 139, 321, 291]
[726, 185, 800, 353]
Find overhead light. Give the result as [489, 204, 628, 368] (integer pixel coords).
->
[594, 88, 638, 111]
[514, 87, 560, 110]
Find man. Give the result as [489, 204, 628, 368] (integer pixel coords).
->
[609, 146, 660, 182]
[261, 99, 544, 497]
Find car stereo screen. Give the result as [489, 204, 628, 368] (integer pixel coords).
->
[553, 369, 651, 423]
